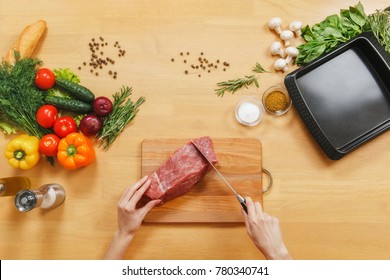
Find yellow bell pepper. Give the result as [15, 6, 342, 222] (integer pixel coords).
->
[4, 134, 40, 170]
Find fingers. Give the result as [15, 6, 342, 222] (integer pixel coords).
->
[245, 196, 256, 216]
[120, 176, 148, 203]
[254, 201, 263, 214]
[139, 199, 161, 219]
[130, 176, 149, 196]
[245, 196, 266, 228]
[241, 208, 253, 238]
[128, 179, 152, 209]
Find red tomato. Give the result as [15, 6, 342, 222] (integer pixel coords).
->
[36, 105, 58, 128]
[53, 116, 77, 138]
[35, 68, 56, 90]
[39, 134, 60, 157]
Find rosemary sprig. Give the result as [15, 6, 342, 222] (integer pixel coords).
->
[98, 86, 145, 150]
[214, 62, 267, 97]
[215, 75, 259, 97]
[252, 62, 269, 73]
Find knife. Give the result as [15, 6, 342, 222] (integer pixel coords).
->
[191, 141, 248, 213]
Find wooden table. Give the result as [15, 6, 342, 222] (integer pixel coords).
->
[1, 0, 389, 260]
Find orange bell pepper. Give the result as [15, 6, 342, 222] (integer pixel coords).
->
[57, 132, 95, 170]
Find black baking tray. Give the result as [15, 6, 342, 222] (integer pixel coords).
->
[285, 32, 390, 160]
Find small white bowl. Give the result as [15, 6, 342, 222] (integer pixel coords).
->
[235, 97, 264, 126]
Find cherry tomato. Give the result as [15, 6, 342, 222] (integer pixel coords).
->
[35, 68, 56, 90]
[53, 116, 77, 138]
[36, 105, 58, 128]
[39, 134, 60, 157]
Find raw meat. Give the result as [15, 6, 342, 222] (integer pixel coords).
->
[144, 136, 218, 203]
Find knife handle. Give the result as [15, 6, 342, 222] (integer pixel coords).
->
[241, 199, 248, 213]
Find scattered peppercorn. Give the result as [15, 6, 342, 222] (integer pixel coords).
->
[79, 37, 126, 79]
[170, 51, 230, 77]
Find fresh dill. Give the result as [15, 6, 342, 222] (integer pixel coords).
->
[0, 56, 51, 137]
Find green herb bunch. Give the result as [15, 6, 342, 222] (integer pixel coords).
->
[296, 2, 369, 65]
[296, 2, 390, 65]
[0, 56, 51, 137]
[367, 6, 390, 54]
[98, 86, 145, 150]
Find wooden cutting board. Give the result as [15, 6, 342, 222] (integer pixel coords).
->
[141, 138, 263, 223]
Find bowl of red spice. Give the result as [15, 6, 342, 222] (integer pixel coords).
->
[262, 86, 292, 116]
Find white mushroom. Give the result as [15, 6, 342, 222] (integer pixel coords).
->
[289, 20, 303, 37]
[268, 17, 282, 34]
[285, 46, 299, 63]
[280, 30, 294, 47]
[274, 58, 288, 72]
[270, 41, 285, 58]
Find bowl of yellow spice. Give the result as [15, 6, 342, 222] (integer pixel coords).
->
[262, 86, 292, 116]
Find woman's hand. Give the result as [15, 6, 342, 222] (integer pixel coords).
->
[242, 197, 292, 260]
[103, 176, 160, 259]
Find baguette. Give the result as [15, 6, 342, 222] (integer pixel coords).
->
[3, 19, 47, 65]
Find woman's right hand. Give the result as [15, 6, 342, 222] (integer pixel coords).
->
[242, 197, 292, 260]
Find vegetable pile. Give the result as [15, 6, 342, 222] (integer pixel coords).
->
[296, 2, 390, 65]
[0, 56, 145, 170]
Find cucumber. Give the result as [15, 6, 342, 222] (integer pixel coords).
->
[55, 78, 95, 103]
[45, 96, 93, 114]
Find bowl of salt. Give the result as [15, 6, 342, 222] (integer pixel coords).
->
[235, 96, 264, 126]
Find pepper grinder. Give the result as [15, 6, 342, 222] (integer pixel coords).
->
[15, 184, 66, 212]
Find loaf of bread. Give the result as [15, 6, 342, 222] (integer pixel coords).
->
[3, 19, 47, 64]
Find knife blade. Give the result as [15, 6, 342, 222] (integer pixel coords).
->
[191, 140, 247, 213]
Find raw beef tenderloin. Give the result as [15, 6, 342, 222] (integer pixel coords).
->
[144, 136, 218, 203]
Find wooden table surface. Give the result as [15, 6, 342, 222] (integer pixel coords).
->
[1, 0, 389, 260]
